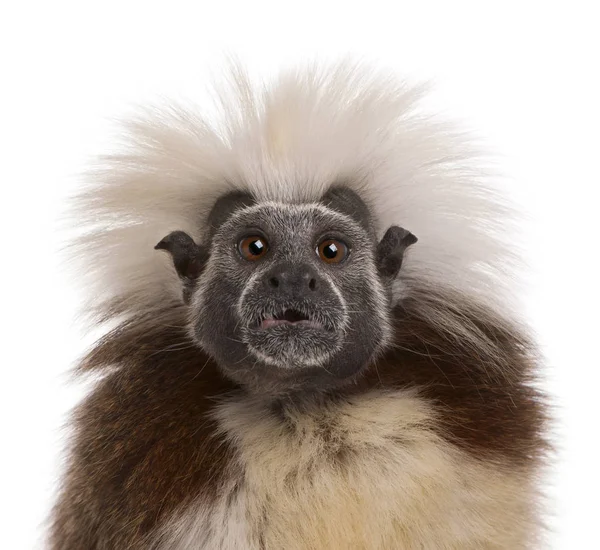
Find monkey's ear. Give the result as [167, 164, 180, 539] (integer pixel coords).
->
[376, 226, 418, 279]
[155, 231, 209, 281]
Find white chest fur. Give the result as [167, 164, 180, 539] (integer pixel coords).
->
[154, 391, 538, 550]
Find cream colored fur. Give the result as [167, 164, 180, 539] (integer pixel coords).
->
[153, 390, 539, 549]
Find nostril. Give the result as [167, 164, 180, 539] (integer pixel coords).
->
[269, 277, 280, 288]
[308, 278, 317, 291]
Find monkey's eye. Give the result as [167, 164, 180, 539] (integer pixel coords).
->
[316, 239, 348, 264]
[239, 236, 269, 261]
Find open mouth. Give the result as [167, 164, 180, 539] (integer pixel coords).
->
[259, 309, 324, 330]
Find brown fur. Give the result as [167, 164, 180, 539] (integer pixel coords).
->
[50, 308, 240, 549]
[50, 292, 546, 549]
[360, 291, 547, 466]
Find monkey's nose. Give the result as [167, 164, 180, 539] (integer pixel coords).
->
[264, 264, 319, 295]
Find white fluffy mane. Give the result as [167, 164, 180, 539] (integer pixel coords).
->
[69, 61, 522, 330]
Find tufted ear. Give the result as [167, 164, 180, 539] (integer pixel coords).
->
[376, 226, 418, 279]
[155, 231, 209, 302]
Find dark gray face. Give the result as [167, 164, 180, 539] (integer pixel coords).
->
[156, 187, 417, 394]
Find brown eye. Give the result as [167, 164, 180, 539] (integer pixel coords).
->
[239, 236, 268, 261]
[317, 239, 348, 264]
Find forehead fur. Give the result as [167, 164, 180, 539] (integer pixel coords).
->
[70, 60, 522, 326]
[207, 186, 375, 240]
[215, 201, 368, 243]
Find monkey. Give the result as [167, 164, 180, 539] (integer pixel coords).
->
[49, 62, 547, 549]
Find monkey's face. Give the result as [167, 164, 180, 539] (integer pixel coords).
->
[157, 188, 416, 394]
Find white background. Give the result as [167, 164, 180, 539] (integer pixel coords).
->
[1, 1, 599, 548]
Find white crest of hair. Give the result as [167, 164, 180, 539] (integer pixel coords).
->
[68, 58, 524, 335]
